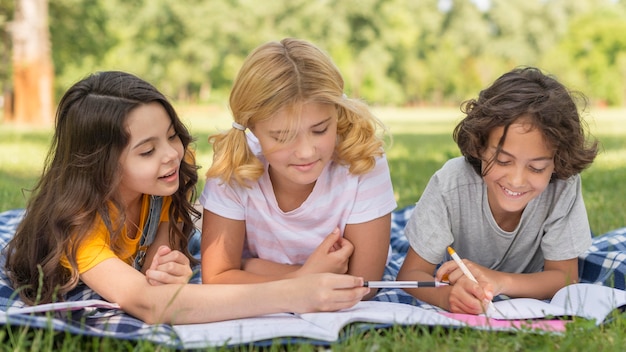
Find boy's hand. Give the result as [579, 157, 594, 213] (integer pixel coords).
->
[436, 259, 494, 314]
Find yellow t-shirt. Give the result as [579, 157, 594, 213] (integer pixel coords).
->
[61, 195, 172, 273]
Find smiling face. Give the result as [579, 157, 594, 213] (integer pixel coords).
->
[252, 102, 338, 192]
[118, 102, 184, 206]
[481, 116, 555, 229]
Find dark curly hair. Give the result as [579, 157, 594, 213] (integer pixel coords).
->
[453, 66, 598, 179]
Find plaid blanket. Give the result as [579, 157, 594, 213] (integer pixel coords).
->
[1, 206, 625, 347]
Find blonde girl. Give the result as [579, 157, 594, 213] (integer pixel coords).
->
[201, 38, 396, 300]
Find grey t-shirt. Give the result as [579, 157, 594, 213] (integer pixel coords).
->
[405, 157, 592, 274]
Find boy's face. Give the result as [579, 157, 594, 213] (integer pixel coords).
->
[118, 102, 184, 205]
[481, 116, 555, 229]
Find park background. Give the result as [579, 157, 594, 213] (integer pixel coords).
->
[1, 0, 626, 350]
[2, 0, 626, 116]
[2, 0, 626, 230]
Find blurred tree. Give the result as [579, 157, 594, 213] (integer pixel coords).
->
[427, 0, 488, 104]
[48, 0, 115, 99]
[550, 5, 626, 105]
[10, 0, 53, 125]
[1, 0, 15, 120]
[4, 0, 625, 111]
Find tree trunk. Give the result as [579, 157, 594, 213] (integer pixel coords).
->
[9, 0, 53, 126]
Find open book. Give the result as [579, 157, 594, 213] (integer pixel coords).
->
[487, 283, 625, 323]
[173, 283, 626, 347]
[173, 301, 464, 349]
[443, 283, 626, 331]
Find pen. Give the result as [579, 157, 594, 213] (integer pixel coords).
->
[447, 246, 478, 283]
[363, 281, 449, 289]
[447, 246, 496, 313]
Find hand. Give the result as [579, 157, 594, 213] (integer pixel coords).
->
[145, 245, 193, 285]
[436, 259, 494, 314]
[285, 273, 369, 313]
[298, 229, 354, 276]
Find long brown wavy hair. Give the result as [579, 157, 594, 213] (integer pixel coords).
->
[454, 66, 598, 179]
[4, 71, 200, 305]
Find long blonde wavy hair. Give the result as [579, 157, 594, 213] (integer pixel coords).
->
[206, 38, 387, 187]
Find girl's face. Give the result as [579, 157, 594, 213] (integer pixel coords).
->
[253, 102, 338, 191]
[481, 117, 555, 228]
[118, 102, 184, 205]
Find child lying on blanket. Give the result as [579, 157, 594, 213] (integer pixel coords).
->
[199, 38, 396, 301]
[3, 71, 369, 325]
[397, 67, 599, 314]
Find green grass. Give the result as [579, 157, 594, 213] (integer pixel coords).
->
[1, 106, 626, 350]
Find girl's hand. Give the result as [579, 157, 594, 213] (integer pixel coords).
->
[299, 229, 353, 276]
[145, 245, 193, 285]
[436, 259, 494, 314]
[284, 273, 368, 313]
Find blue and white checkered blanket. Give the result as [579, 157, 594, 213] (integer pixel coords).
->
[1, 206, 625, 347]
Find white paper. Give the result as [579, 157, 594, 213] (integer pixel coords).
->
[486, 283, 626, 324]
[5, 299, 120, 315]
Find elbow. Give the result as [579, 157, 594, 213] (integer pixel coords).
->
[116, 296, 171, 325]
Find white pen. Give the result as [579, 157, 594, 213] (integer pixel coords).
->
[363, 281, 449, 289]
[447, 246, 478, 282]
[447, 246, 496, 313]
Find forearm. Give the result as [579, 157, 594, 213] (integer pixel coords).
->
[243, 258, 301, 277]
[203, 259, 301, 284]
[492, 258, 579, 299]
[397, 267, 452, 310]
[124, 275, 367, 325]
[494, 269, 576, 300]
[121, 282, 292, 324]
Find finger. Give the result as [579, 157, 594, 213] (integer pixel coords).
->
[482, 283, 495, 301]
[438, 265, 464, 284]
[157, 245, 172, 256]
[321, 273, 364, 289]
[330, 286, 369, 305]
[153, 261, 192, 277]
[146, 270, 167, 285]
[339, 275, 365, 290]
[467, 281, 494, 302]
[154, 249, 191, 267]
[450, 285, 483, 314]
[149, 245, 172, 271]
[319, 229, 342, 252]
[146, 276, 164, 286]
[336, 237, 354, 252]
[435, 260, 457, 281]
[331, 241, 353, 257]
[146, 268, 191, 284]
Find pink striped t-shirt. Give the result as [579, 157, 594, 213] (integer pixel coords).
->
[200, 134, 397, 265]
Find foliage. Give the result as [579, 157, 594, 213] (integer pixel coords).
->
[3, 0, 626, 107]
[0, 0, 15, 93]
